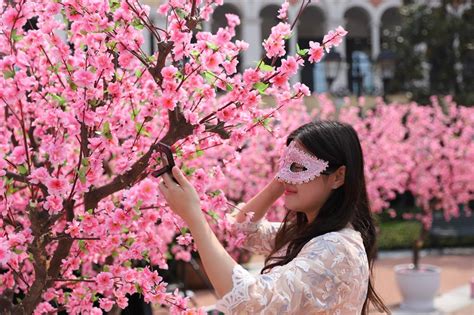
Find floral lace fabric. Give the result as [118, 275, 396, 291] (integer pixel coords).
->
[215, 217, 369, 314]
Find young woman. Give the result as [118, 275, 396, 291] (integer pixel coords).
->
[158, 120, 390, 314]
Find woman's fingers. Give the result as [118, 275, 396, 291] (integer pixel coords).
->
[171, 166, 189, 188]
[162, 172, 178, 189]
[158, 180, 168, 198]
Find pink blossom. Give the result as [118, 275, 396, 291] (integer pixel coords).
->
[137, 178, 157, 203]
[202, 52, 223, 71]
[177, 233, 193, 246]
[65, 221, 81, 238]
[73, 70, 95, 87]
[322, 26, 348, 52]
[96, 272, 114, 292]
[280, 56, 300, 75]
[0, 159, 7, 176]
[11, 146, 27, 165]
[243, 69, 260, 85]
[278, 1, 290, 20]
[44, 195, 63, 215]
[116, 295, 128, 309]
[46, 177, 69, 196]
[161, 65, 178, 79]
[216, 106, 236, 121]
[225, 13, 240, 28]
[0, 238, 10, 265]
[99, 298, 114, 312]
[175, 250, 191, 262]
[28, 167, 50, 184]
[263, 37, 285, 59]
[308, 41, 324, 63]
[159, 95, 176, 110]
[118, 51, 135, 68]
[293, 82, 311, 96]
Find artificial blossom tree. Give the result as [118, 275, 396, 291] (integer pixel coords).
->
[0, 0, 347, 313]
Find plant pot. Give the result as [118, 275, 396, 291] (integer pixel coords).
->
[394, 263, 441, 312]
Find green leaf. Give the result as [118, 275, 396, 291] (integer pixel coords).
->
[203, 70, 215, 85]
[180, 227, 189, 235]
[253, 116, 272, 128]
[11, 29, 23, 42]
[253, 82, 269, 94]
[132, 18, 144, 30]
[190, 50, 200, 58]
[49, 93, 66, 107]
[297, 43, 309, 57]
[81, 157, 89, 167]
[78, 166, 87, 184]
[258, 62, 274, 72]
[91, 294, 99, 302]
[175, 146, 184, 157]
[209, 190, 221, 197]
[135, 122, 150, 137]
[13, 248, 23, 254]
[175, 70, 184, 80]
[78, 240, 87, 253]
[130, 108, 140, 120]
[194, 146, 204, 157]
[135, 283, 143, 294]
[102, 121, 112, 140]
[68, 78, 78, 91]
[3, 69, 15, 79]
[17, 164, 27, 175]
[106, 40, 117, 51]
[206, 42, 219, 51]
[175, 8, 187, 19]
[208, 210, 220, 221]
[226, 83, 234, 91]
[125, 238, 135, 246]
[109, 0, 120, 12]
[135, 69, 143, 78]
[181, 165, 196, 176]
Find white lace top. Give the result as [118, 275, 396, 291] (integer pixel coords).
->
[215, 217, 370, 314]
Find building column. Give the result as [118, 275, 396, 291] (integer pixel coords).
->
[371, 20, 382, 92]
[371, 21, 380, 60]
[241, 8, 261, 70]
[326, 12, 348, 93]
[288, 4, 299, 85]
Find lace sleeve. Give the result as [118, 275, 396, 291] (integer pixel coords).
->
[215, 230, 369, 314]
[230, 216, 282, 256]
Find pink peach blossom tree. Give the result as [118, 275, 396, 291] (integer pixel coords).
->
[0, 0, 347, 313]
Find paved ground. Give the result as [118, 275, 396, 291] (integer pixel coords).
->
[153, 250, 474, 314]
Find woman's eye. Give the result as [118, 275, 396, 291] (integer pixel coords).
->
[290, 163, 307, 172]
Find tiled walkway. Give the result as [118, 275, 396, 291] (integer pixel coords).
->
[153, 250, 474, 314]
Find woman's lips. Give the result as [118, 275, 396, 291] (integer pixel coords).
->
[284, 190, 297, 195]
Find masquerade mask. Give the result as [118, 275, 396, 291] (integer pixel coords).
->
[276, 140, 329, 184]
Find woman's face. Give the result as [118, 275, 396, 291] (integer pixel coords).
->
[282, 141, 345, 223]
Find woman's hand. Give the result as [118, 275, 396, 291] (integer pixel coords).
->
[158, 166, 202, 224]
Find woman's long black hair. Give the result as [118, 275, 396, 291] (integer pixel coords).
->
[260, 120, 389, 314]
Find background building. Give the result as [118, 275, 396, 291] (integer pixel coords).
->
[141, 0, 472, 99]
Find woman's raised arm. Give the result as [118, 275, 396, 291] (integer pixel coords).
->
[235, 177, 285, 223]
